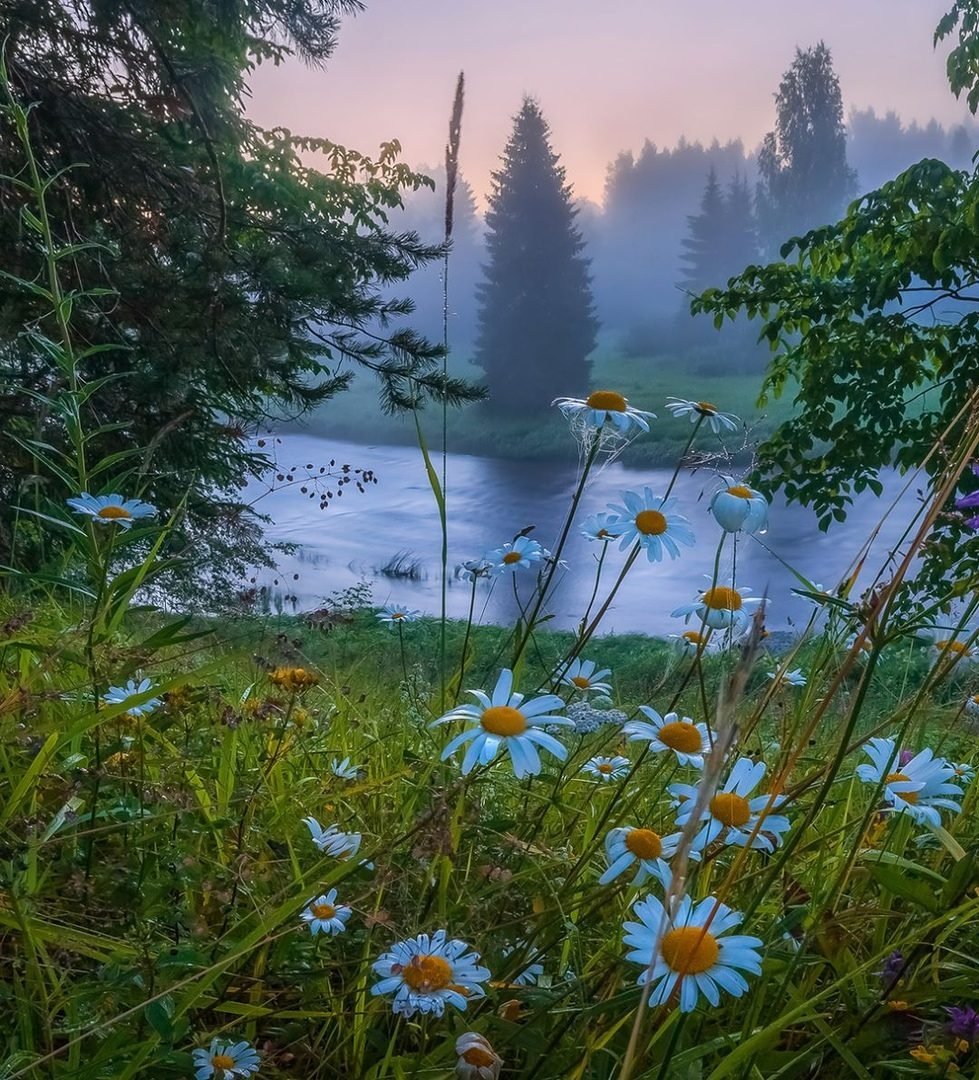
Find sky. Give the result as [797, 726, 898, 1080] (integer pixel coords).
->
[247, 0, 973, 206]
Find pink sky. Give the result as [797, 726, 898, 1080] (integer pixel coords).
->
[247, 0, 972, 205]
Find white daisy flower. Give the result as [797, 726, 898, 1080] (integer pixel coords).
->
[582, 755, 631, 782]
[432, 668, 571, 779]
[371, 929, 490, 1018]
[192, 1038, 260, 1079]
[559, 658, 612, 695]
[553, 390, 655, 433]
[672, 581, 759, 633]
[605, 489, 696, 562]
[66, 492, 157, 530]
[623, 894, 763, 1012]
[461, 558, 493, 581]
[376, 604, 422, 625]
[301, 889, 352, 936]
[951, 761, 975, 784]
[102, 677, 162, 717]
[670, 629, 717, 657]
[930, 637, 977, 666]
[302, 817, 362, 859]
[965, 693, 979, 716]
[767, 668, 806, 688]
[502, 944, 545, 986]
[580, 512, 623, 543]
[624, 707, 711, 769]
[598, 825, 683, 886]
[664, 397, 739, 434]
[455, 1032, 503, 1079]
[330, 757, 361, 781]
[709, 479, 769, 535]
[855, 737, 963, 827]
[670, 758, 790, 854]
[484, 535, 546, 575]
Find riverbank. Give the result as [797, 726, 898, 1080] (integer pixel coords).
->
[292, 349, 796, 467]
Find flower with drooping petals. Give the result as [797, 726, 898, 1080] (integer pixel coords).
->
[623, 893, 763, 1012]
[554, 390, 655, 433]
[580, 512, 623, 543]
[376, 604, 422, 625]
[670, 629, 717, 657]
[605, 489, 695, 562]
[433, 668, 570, 778]
[599, 825, 683, 886]
[767, 668, 806, 688]
[670, 758, 790, 853]
[664, 397, 739, 434]
[455, 1032, 503, 1079]
[559, 658, 612, 695]
[302, 817, 362, 859]
[710, 479, 769, 534]
[330, 757, 361, 780]
[855, 737, 963, 827]
[67, 492, 157, 530]
[624, 707, 711, 769]
[371, 930, 489, 1018]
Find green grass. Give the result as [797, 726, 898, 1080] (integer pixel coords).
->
[293, 348, 799, 467]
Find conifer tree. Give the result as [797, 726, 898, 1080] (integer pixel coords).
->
[475, 99, 597, 413]
[757, 42, 856, 253]
[679, 167, 727, 293]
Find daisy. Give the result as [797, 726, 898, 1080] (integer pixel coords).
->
[503, 944, 545, 986]
[192, 1038, 260, 1079]
[330, 757, 361, 780]
[582, 755, 631, 782]
[709, 480, 769, 535]
[930, 637, 977, 666]
[855, 738, 963, 827]
[559, 658, 612, 695]
[455, 1033, 503, 1079]
[599, 825, 683, 886]
[432, 668, 571, 779]
[664, 397, 739, 434]
[102, 678, 161, 717]
[672, 581, 759, 634]
[767, 668, 806, 688]
[605, 489, 696, 562]
[461, 558, 493, 581]
[623, 894, 763, 1012]
[670, 758, 791, 854]
[301, 890, 352, 936]
[377, 604, 422, 625]
[966, 693, 979, 716]
[670, 629, 716, 658]
[371, 930, 490, 1018]
[580, 512, 623, 543]
[624, 707, 711, 769]
[302, 817, 362, 859]
[951, 762, 976, 784]
[484, 536, 546, 575]
[553, 390, 655, 434]
[66, 492, 157, 530]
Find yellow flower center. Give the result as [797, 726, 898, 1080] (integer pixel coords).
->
[973, 694, 979, 705]
[661, 926, 720, 974]
[212, 1055, 236, 1070]
[586, 390, 627, 412]
[401, 953, 453, 993]
[597, 762, 614, 774]
[709, 792, 752, 827]
[635, 509, 667, 535]
[392, 612, 405, 619]
[726, 485, 754, 499]
[596, 527, 614, 539]
[502, 550, 523, 564]
[96, 505, 132, 520]
[936, 639, 971, 656]
[884, 772, 918, 803]
[462, 1047, 496, 1067]
[624, 828, 662, 860]
[481, 705, 527, 737]
[658, 721, 703, 753]
[703, 586, 742, 611]
[311, 902, 336, 920]
[696, 401, 718, 414]
[682, 630, 706, 644]
[571, 675, 591, 688]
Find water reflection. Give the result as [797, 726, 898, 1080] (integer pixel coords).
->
[247, 435, 921, 635]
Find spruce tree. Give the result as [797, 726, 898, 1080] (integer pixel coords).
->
[757, 42, 856, 253]
[720, 173, 759, 276]
[475, 99, 597, 413]
[679, 168, 727, 293]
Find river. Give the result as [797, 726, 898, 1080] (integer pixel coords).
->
[245, 434, 921, 636]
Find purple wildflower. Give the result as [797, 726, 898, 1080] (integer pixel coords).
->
[946, 1005, 979, 1044]
[878, 949, 905, 990]
[898, 748, 915, 768]
[955, 491, 979, 510]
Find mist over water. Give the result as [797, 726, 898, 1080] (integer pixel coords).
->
[251, 435, 921, 635]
